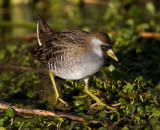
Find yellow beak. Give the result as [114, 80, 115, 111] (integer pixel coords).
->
[107, 49, 118, 61]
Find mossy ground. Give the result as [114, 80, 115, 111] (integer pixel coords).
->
[0, 0, 160, 129]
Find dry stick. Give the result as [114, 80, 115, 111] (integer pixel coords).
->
[0, 102, 99, 124]
[76, 0, 107, 4]
[17, 32, 160, 41]
[0, 64, 47, 74]
[18, 33, 37, 40]
[138, 32, 160, 38]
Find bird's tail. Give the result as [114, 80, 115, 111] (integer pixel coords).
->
[37, 15, 56, 46]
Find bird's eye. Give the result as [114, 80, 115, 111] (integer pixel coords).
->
[100, 44, 105, 48]
[101, 44, 110, 49]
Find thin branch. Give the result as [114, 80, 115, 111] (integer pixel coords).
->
[67, 0, 107, 4]
[138, 32, 160, 39]
[0, 102, 99, 124]
[18, 33, 37, 40]
[110, 31, 160, 40]
[13, 32, 160, 41]
[0, 64, 47, 74]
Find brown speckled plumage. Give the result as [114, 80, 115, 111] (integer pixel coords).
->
[33, 16, 118, 109]
[34, 16, 116, 80]
[34, 30, 90, 69]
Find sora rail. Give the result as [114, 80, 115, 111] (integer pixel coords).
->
[34, 16, 118, 110]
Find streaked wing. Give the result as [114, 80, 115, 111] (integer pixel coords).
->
[34, 30, 89, 68]
[59, 30, 89, 47]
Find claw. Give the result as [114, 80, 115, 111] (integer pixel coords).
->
[83, 78, 118, 111]
[58, 98, 68, 107]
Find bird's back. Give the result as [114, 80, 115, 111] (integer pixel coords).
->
[34, 16, 91, 73]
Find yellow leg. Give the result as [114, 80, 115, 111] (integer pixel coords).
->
[49, 70, 68, 107]
[83, 78, 117, 111]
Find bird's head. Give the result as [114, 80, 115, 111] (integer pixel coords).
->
[87, 32, 118, 61]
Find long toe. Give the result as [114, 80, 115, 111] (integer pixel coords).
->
[90, 102, 106, 108]
[105, 105, 117, 111]
[90, 102, 117, 111]
[58, 98, 68, 107]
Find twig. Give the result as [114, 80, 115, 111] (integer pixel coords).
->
[18, 33, 37, 40]
[0, 102, 99, 124]
[108, 31, 160, 40]
[67, 0, 107, 4]
[138, 32, 160, 39]
[9, 31, 160, 41]
[0, 64, 47, 74]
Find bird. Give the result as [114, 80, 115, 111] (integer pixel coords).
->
[34, 16, 118, 110]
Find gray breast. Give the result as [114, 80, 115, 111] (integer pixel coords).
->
[50, 51, 104, 80]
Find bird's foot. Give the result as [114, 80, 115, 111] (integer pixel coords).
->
[90, 101, 117, 111]
[54, 97, 68, 107]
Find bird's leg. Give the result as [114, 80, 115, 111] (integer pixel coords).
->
[83, 78, 117, 111]
[49, 70, 68, 107]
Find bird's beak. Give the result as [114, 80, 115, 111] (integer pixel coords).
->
[107, 49, 118, 61]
